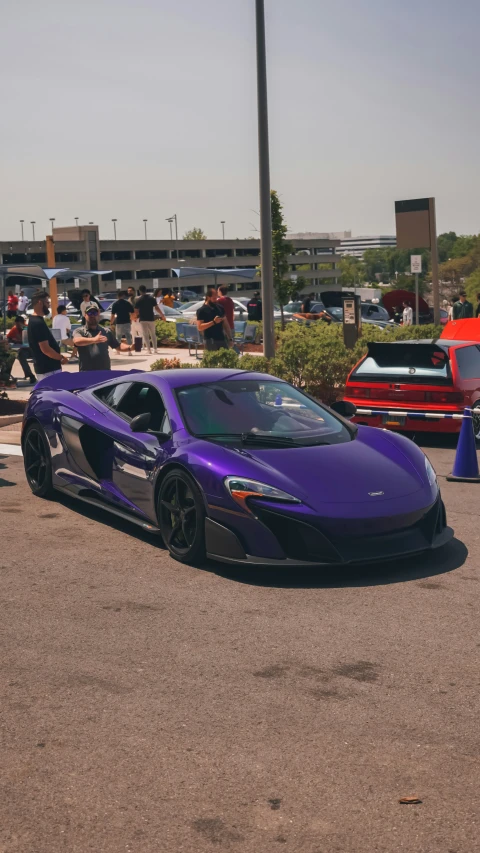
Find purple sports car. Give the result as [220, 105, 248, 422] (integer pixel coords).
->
[22, 368, 452, 567]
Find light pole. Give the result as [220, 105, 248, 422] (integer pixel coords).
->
[31, 221, 36, 240]
[75, 217, 79, 227]
[50, 218, 55, 234]
[255, 0, 275, 358]
[166, 214, 179, 260]
[20, 220, 24, 240]
[143, 219, 148, 240]
[221, 220, 226, 239]
[112, 219, 117, 240]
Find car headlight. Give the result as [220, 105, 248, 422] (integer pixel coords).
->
[425, 456, 437, 488]
[225, 477, 301, 511]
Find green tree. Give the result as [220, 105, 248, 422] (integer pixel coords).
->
[270, 190, 297, 328]
[183, 228, 207, 240]
[437, 231, 458, 263]
[339, 256, 366, 287]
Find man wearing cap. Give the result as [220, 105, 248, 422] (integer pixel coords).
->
[73, 303, 133, 371]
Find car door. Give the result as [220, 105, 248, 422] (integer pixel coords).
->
[108, 382, 172, 520]
[452, 345, 480, 407]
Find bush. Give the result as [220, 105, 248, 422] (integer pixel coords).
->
[150, 357, 196, 371]
[155, 320, 178, 346]
[201, 348, 241, 368]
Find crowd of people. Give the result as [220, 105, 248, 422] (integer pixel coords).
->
[0, 284, 262, 386]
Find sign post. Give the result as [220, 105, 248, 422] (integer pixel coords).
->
[395, 197, 440, 325]
[411, 255, 422, 325]
[115, 278, 122, 290]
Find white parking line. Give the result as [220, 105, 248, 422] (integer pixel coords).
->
[0, 444, 23, 457]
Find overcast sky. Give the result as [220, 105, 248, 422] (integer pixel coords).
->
[2, 0, 479, 242]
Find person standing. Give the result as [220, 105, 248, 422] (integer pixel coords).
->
[52, 304, 72, 346]
[162, 288, 175, 309]
[247, 291, 262, 322]
[301, 292, 315, 314]
[154, 288, 167, 319]
[127, 285, 142, 346]
[6, 315, 36, 383]
[196, 286, 231, 351]
[452, 292, 473, 320]
[73, 304, 133, 370]
[6, 290, 19, 318]
[17, 290, 29, 314]
[402, 300, 413, 326]
[110, 290, 135, 356]
[134, 285, 164, 354]
[27, 291, 68, 380]
[217, 285, 235, 332]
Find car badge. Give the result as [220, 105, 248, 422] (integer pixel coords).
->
[409, 367, 416, 374]
[368, 491, 384, 497]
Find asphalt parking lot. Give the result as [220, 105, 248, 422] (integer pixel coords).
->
[0, 438, 479, 853]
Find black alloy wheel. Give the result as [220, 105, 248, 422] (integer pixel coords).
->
[23, 423, 54, 498]
[158, 470, 206, 565]
[472, 403, 480, 442]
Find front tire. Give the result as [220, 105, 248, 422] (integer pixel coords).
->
[23, 423, 54, 498]
[157, 470, 206, 565]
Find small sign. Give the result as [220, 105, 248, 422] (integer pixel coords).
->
[116, 278, 122, 290]
[42, 280, 47, 289]
[411, 255, 422, 274]
[290, 274, 298, 283]
[153, 278, 159, 289]
[74, 278, 80, 289]
[15, 284, 20, 294]
[343, 299, 356, 324]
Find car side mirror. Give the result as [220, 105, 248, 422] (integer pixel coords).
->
[331, 400, 357, 419]
[130, 412, 151, 432]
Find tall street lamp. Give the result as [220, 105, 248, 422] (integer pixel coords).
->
[31, 221, 36, 240]
[221, 220, 226, 239]
[50, 218, 55, 234]
[20, 220, 24, 240]
[143, 219, 148, 240]
[75, 217, 79, 227]
[112, 219, 117, 240]
[166, 214, 179, 261]
[255, 0, 275, 358]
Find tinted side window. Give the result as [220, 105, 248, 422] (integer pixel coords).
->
[115, 383, 170, 433]
[455, 346, 480, 379]
[94, 382, 132, 408]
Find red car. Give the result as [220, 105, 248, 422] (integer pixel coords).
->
[345, 338, 480, 438]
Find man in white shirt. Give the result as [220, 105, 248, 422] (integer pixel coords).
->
[17, 291, 29, 313]
[52, 304, 71, 344]
[402, 300, 413, 326]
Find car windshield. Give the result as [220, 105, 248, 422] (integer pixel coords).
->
[176, 379, 352, 446]
[162, 305, 181, 316]
[354, 343, 451, 381]
[326, 306, 342, 318]
[179, 301, 199, 311]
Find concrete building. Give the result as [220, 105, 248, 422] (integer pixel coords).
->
[338, 235, 396, 258]
[0, 224, 342, 297]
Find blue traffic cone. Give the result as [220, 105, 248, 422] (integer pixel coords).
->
[446, 406, 480, 482]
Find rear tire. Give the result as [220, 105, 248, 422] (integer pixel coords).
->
[23, 423, 54, 498]
[157, 470, 206, 566]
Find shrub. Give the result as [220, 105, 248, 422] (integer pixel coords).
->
[150, 357, 196, 371]
[155, 320, 178, 346]
[201, 348, 241, 368]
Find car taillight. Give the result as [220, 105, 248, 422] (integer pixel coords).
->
[347, 387, 370, 398]
[425, 391, 464, 404]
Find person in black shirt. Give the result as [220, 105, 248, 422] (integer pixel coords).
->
[196, 287, 232, 351]
[73, 304, 133, 370]
[110, 291, 135, 355]
[247, 291, 262, 322]
[27, 291, 68, 379]
[134, 285, 164, 353]
[301, 292, 315, 314]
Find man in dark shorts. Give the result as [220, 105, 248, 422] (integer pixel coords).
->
[196, 287, 232, 351]
[27, 291, 68, 380]
[110, 290, 135, 356]
[134, 285, 164, 353]
[73, 304, 133, 370]
[247, 291, 262, 322]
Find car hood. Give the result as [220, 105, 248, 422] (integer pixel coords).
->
[190, 427, 432, 508]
